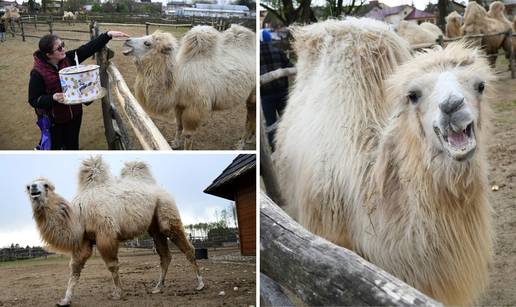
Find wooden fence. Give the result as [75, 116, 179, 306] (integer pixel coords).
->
[0, 246, 53, 262]
[412, 30, 515, 78]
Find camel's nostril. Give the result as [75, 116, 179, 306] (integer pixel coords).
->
[439, 96, 465, 115]
[31, 184, 37, 189]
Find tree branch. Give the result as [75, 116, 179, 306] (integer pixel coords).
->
[260, 2, 287, 25]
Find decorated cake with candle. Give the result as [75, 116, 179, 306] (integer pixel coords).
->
[58, 62, 105, 105]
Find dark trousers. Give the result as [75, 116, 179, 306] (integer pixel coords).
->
[261, 89, 288, 151]
[51, 113, 82, 150]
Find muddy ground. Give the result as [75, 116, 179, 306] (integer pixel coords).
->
[0, 247, 256, 306]
[0, 23, 255, 150]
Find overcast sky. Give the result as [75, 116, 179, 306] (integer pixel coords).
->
[3, 0, 438, 10]
[0, 153, 245, 248]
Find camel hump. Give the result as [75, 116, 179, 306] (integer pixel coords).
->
[222, 24, 254, 48]
[179, 25, 220, 59]
[79, 155, 111, 185]
[292, 18, 410, 74]
[120, 161, 156, 183]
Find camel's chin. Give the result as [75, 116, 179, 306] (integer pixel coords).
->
[436, 122, 477, 161]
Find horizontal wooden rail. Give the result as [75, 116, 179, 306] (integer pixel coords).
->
[260, 67, 297, 86]
[145, 22, 192, 27]
[107, 64, 172, 150]
[260, 192, 442, 306]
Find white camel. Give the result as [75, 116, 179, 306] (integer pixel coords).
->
[26, 156, 203, 306]
[122, 25, 256, 150]
[275, 18, 494, 305]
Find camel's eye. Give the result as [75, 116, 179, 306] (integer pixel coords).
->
[476, 82, 485, 94]
[144, 41, 151, 47]
[408, 90, 421, 104]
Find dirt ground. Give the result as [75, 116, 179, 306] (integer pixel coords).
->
[0, 23, 255, 150]
[481, 71, 516, 306]
[0, 247, 256, 306]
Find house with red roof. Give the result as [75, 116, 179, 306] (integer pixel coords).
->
[365, 1, 436, 25]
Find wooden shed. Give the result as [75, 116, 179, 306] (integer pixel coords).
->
[204, 154, 256, 256]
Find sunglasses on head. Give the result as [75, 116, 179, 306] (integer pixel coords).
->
[53, 41, 65, 52]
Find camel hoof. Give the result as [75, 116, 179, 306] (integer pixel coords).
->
[151, 286, 163, 294]
[196, 281, 204, 291]
[109, 290, 122, 300]
[171, 140, 182, 150]
[56, 300, 70, 306]
[234, 140, 245, 150]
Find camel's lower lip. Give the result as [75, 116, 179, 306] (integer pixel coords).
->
[434, 122, 476, 161]
[30, 192, 41, 198]
[122, 44, 133, 55]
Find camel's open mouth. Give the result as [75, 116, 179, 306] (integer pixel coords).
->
[434, 122, 476, 161]
[122, 41, 133, 56]
[30, 191, 41, 198]
[122, 48, 133, 56]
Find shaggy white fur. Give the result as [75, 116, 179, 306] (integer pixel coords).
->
[395, 20, 440, 45]
[275, 18, 494, 305]
[445, 11, 463, 38]
[27, 157, 203, 306]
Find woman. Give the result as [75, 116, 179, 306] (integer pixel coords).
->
[28, 30, 129, 150]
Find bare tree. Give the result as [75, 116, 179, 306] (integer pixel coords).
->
[326, 0, 366, 18]
[261, 0, 317, 26]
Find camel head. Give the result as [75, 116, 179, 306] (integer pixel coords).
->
[387, 42, 493, 162]
[122, 30, 178, 62]
[26, 178, 55, 208]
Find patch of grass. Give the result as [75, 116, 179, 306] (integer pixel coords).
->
[0, 65, 8, 71]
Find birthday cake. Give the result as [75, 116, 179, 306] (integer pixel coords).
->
[59, 64, 106, 105]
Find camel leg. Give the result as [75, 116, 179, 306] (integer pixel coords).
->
[150, 233, 171, 293]
[96, 236, 122, 300]
[167, 229, 204, 290]
[236, 89, 256, 149]
[58, 241, 93, 306]
[171, 106, 184, 149]
[181, 107, 201, 150]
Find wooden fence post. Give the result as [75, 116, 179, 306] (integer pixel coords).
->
[48, 19, 53, 34]
[97, 45, 131, 150]
[34, 14, 37, 30]
[21, 20, 25, 41]
[437, 35, 443, 47]
[508, 30, 515, 79]
[260, 110, 284, 208]
[260, 192, 443, 306]
[146, 22, 149, 35]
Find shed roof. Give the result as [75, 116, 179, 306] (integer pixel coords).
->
[405, 9, 435, 19]
[204, 154, 255, 200]
[365, 5, 410, 20]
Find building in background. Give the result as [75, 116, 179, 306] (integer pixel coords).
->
[204, 154, 256, 256]
[177, 3, 251, 18]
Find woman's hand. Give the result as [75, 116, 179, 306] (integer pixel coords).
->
[53, 93, 65, 104]
[107, 31, 130, 39]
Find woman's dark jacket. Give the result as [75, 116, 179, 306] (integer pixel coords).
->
[28, 33, 111, 123]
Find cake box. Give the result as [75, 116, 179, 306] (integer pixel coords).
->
[59, 64, 106, 104]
